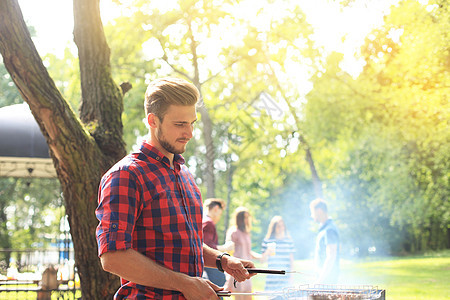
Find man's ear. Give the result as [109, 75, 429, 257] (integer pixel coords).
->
[147, 113, 158, 129]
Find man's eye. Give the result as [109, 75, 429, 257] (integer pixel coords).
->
[174, 123, 194, 127]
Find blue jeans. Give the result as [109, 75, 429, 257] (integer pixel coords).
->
[204, 267, 226, 286]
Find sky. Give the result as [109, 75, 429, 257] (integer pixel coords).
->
[17, 0, 398, 76]
[18, 0, 120, 56]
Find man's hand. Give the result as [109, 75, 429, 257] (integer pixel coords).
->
[221, 255, 255, 282]
[179, 277, 222, 300]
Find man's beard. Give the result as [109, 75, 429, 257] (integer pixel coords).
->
[157, 128, 186, 155]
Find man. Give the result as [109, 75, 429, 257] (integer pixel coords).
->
[309, 198, 340, 284]
[96, 77, 254, 299]
[202, 198, 228, 286]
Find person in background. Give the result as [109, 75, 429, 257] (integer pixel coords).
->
[309, 198, 340, 284]
[202, 198, 228, 287]
[261, 216, 295, 291]
[224, 207, 262, 300]
[96, 77, 254, 300]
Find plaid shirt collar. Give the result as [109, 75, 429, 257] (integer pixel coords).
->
[139, 140, 186, 171]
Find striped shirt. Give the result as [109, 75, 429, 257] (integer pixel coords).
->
[96, 141, 203, 299]
[261, 237, 295, 291]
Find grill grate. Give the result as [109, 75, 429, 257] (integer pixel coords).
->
[275, 284, 385, 299]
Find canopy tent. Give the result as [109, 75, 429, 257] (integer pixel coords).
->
[0, 103, 56, 178]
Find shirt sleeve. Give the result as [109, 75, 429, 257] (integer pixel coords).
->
[325, 229, 339, 246]
[95, 169, 141, 257]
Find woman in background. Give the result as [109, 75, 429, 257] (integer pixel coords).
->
[261, 216, 295, 291]
[224, 207, 261, 300]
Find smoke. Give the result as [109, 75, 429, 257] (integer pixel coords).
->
[251, 176, 397, 286]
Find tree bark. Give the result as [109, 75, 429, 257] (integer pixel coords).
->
[187, 19, 216, 199]
[299, 135, 323, 198]
[73, 0, 126, 160]
[0, 0, 122, 298]
[223, 156, 234, 243]
[198, 105, 216, 199]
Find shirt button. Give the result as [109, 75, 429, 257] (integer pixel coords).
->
[112, 224, 117, 229]
[156, 157, 160, 161]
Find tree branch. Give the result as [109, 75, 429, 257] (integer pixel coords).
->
[157, 37, 193, 81]
[201, 57, 242, 85]
[120, 81, 133, 95]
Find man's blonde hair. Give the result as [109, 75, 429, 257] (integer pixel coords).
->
[144, 77, 200, 120]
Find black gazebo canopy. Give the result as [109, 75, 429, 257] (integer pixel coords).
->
[0, 103, 56, 178]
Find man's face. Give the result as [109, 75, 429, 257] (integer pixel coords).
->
[310, 207, 320, 223]
[154, 105, 197, 156]
[210, 205, 223, 224]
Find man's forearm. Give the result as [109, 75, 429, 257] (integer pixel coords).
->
[203, 243, 222, 268]
[203, 243, 255, 283]
[101, 248, 225, 299]
[101, 248, 191, 292]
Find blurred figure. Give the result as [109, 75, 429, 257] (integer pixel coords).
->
[202, 198, 227, 286]
[309, 198, 340, 284]
[261, 216, 295, 291]
[224, 207, 262, 300]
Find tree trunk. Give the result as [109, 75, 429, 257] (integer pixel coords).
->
[73, 0, 126, 159]
[299, 135, 323, 198]
[276, 89, 323, 198]
[187, 19, 216, 199]
[198, 105, 216, 199]
[265, 62, 323, 199]
[223, 156, 234, 243]
[0, 0, 123, 298]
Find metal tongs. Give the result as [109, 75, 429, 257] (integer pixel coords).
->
[217, 290, 283, 297]
[246, 268, 292, 275]
[232, 268, 300, 288]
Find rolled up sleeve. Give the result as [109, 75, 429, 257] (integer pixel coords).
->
[96, 169, 140, 257]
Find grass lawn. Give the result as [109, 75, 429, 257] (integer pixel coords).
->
[2, 251, 448, 299]
[252, 250, 450, 299]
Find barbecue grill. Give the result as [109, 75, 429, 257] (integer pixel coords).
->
[219, 269, 386, 299]
[282, 284, 386, 299]
[218, 284, 386, 299]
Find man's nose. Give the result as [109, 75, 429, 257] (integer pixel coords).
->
[184, 125, 193, 139]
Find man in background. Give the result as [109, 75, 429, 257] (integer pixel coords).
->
[310, 198, 340, 284]
[202, 198, 227, 286]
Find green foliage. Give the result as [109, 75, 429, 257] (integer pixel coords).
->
[90, 0, 450, 254]
[2, 0, 447, 259]
[0, 24, 38, 107]
[0, 178, 63, 250]
[43, 49, 81, 113]
[0, 61, 23, 107]
[303, 0, 449, 253]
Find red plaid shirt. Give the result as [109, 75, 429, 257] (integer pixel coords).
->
[96, 141, 203, 299]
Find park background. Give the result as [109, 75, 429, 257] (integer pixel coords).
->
[0, 0, 448, 299]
